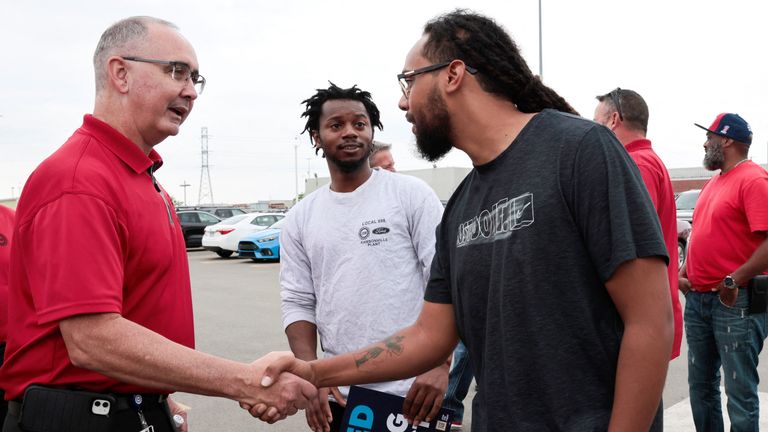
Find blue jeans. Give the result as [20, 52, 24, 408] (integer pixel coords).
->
[443, 341, 474, 422]
[685, 290, 768, 432]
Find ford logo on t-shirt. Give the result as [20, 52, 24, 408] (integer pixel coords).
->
[372, 227, 390, 235]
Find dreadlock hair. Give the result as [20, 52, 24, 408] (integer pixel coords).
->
[300, 82, 383, 155]
[422, 9, 578, 115]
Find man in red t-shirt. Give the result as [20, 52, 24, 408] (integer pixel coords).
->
[0, 16, 314, 432]
[0, 205, 14, 425]
[679, 113, 768, 431]
[594, 88, 682, 361]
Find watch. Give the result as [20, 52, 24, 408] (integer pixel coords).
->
[724, 275, 738, 290]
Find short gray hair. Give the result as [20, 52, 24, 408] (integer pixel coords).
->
[93, 16, 178, 92]
[371, 141, 392, 156]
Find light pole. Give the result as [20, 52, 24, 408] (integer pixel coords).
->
[538, 0, 543, 80]
[180, 181, 190, 206]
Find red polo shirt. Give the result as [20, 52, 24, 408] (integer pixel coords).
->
[625, 139, 682, 359]
[687, 161, 768, 289]
[0, 115, 194, 399]
[0, 205, 14, 342]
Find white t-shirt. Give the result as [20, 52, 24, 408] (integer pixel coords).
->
[280, 168, 444, 397]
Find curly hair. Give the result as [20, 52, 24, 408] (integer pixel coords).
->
[422, 9, 578, 115]
[300, 82, 383, 153]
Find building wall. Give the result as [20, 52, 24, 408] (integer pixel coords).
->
[303, 167, 472, 202]
[304, 163, 768, 203]
[0, 199, 18, 210]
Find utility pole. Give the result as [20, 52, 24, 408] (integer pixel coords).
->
[198, 127, 214, 205]
[180, 180, 190, 205]
[538, 0, 543, 80]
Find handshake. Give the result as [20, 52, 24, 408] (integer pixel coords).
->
[237, 351, 316, 424]
[235, 349, 449, 431]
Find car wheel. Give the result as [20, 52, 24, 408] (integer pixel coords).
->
[216, 250, 233, 258]
[678, 241, 686, 268]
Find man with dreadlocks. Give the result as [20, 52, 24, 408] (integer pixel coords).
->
[262, 10, 674, 432]
[279, 82, 445, 432]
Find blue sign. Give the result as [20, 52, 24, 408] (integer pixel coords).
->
[340, 386, 454, 432]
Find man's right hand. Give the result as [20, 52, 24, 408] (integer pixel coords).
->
[262, 354, 315, 387]
[238, 352, 319, 423]
[678, 276, 692, 295]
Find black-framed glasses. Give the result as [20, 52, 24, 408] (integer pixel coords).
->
[122, 56, 206, 94]
[609, 87, 623, 121]
[397, 61, 478, 98]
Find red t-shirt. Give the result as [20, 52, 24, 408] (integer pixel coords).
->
[0, 115, 194, 399]
[625, 139, 682, 359]
[687, 161, 768, 290]
[0, 205, 15, 342]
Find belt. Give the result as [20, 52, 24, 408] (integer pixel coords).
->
[8, 392, 168, 417]
[692, 285, 750, 293]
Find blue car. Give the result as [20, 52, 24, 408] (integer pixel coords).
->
[237, 218, 284, 261]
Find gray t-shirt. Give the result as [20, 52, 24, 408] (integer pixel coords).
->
[281, 168, 443, 398]
[425, 110, 667, 431]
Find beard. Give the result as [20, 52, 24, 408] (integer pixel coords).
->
[703, 139, 724, 171]
[414, 87, 454, 162]
[323, 141, 372, 174]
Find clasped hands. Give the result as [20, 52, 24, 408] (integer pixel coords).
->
[241, 352, 449, 430]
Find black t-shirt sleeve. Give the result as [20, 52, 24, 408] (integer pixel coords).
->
[560, 125, 668, 283]
[424, 223, 452, 304]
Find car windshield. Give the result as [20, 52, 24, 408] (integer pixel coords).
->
[268, 218, 285, 229]
[676, 191, 700, 210]
[220, 215, 248, 225]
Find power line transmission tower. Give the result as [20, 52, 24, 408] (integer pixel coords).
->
[197, 127, 214, 205]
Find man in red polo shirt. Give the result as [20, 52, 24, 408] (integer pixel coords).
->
[0, 16, 314, 432]
[680, 113, 768, 431]
[594, 88, 683, 362]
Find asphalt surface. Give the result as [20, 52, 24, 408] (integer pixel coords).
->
[174, 250, 768, 431]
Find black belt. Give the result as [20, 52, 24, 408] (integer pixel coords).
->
[7, 392, 168, 417]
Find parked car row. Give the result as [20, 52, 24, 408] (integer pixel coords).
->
[175, 207, 286, 261]
[202, 213, 284, 258]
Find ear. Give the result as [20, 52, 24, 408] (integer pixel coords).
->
[609, 111, 621, 129]
[310, 130, 321, 148]
[107, 56, 130, 94]
[718, 137, 732, 148]
[443, 60, 470, 94]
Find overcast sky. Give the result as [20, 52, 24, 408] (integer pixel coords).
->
[2, 1, 767, 204]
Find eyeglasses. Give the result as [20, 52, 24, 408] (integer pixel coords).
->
[122, 56, 206, 94]
[397, 61, 478, 98]
[609, 87, 623, 121]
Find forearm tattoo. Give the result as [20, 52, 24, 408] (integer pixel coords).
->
[355, 335, 405, 368]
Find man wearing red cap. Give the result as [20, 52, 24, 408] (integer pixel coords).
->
[680, 113, 768, 431]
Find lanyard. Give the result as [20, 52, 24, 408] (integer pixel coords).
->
[130, 394, 155, 432]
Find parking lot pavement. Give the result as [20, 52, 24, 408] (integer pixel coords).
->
[175, 250, 767, 431]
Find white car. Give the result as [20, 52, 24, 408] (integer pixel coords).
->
[202, 212, 285, 257]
